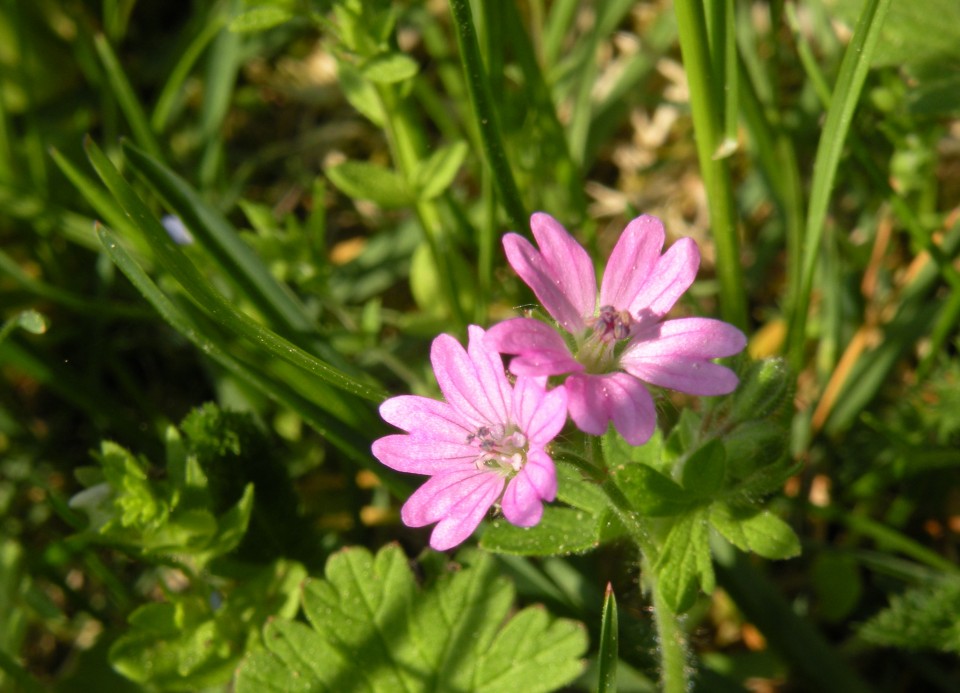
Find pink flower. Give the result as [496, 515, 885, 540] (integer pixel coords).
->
[372, 326, 568, 551]
[486, 213, 746, 445]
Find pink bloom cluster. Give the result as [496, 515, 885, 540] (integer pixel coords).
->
[372, 213, 746, 550]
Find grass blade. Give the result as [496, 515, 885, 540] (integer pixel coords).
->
[786, 0, 893, 367]
[448, 0, 527, 232]
[597, 583, 619, 693]
[93, 33, 164, 160]
[82, 136, 386, 403]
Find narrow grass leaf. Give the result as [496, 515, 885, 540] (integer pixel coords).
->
[93, 34, 163, 159]
[597, 583, 619, 693]
[84, 137, 386, 402]
[788, 0, 893, 366]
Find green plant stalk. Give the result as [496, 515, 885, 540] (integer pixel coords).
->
[674, 0, 748, 331]
[375, 84, 467, 328]
[449, 0, 527, 233]
[785, 0, 893, 369]
[652, 579, 688, 693]
[598, 477, 688, 692]
[597, 583, 619, 693]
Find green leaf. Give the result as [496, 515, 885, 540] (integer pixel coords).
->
[859, 577, 960, 653]
[555, 460, 609, 515]
[110, 560, 305, 690]
[361, 52, 419, 83]
[335, 59, 385, 126]
[710, 504, 801, 560]
[603, 424, 661, 466]
[680, 439, 726, 497]
[480, 507, 602, 556]
[611, 463, 692, 517]
[236, 546, 587, 692]
[229, 6, 294, 33]
[597, 583, 618, 693]
[326, 160, 414, 208]
[412, 141, 469, 201]
[654, 510, 713, 613]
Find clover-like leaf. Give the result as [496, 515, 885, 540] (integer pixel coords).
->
[710, 503, 801, 560]
[235, 545, 587, 692]
[653, 509, 714, 613]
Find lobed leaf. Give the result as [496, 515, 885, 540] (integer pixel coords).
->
[235, 545, 587, 691]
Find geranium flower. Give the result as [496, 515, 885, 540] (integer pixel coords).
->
[486, 213, 746, 445]
[372, 326, 568, 551]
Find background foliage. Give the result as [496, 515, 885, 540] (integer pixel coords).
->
[1, 0, 959, 690]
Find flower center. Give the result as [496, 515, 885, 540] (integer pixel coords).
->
[577, 305, 634, 373]
[467, 424, 527, 474]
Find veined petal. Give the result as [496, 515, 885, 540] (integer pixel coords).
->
[512, 377, 568, 447]
[504, 214, 597, 334]
[566, 372, 656, 445]
[379, 395, 471, 442]
[401, 468, 504, 550]
[620, 318, 744, 395]
[431, 332, 504, 426]
[622, 359, 740, 396]
[529, 213, 597, 324]
[599, 215, 665, 311]
[501, 450, 556, 526]
[465, 325, 512, 421]
[402, 467, 502, 526]
[626, 237, 700, 319]
[486, 318, 582, 376]
[623, 317, 747, 359]
[371, 434, 477, 474]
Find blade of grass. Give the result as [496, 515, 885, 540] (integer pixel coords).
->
[0, 247, 152, 319]
[96, 224, 411, 497]
[199, 6, 242, 188]
[93, 33, 164, 160]
[448, 0, 527, 233]
[542, 0, 578, 68]
[83, 136, 386, 403]
[674, 0, 748, 330]
[786, 0, 893, 369]
[597, 583, 619, 693]
[151, 8, 228, 132]
[120, 141, 324, 341]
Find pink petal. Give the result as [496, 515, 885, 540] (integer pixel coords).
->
[504, 214, 596, 334]
[485, 318, 582, 376]
[501, 450, 556, 526]
[465, 325, 513, 421]
[626, 237, 700, 319]
[378, 395, 471, 442]
[401, 467, 502, 527]
[512, 377, 568, 447]
[371, 435, 477, 474]
[625, 359, 739, 396]
[565, 372, 657, 445]
[620, 318, 745, 395]
[431, 332, 506, 427]
[599, 215, 665, 311]
[401, 468, 504, 550]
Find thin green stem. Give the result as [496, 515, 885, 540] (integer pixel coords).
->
[652, 580, 689, 693]
[448, 0, 527, 232]
[674, 0, 748, 330]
